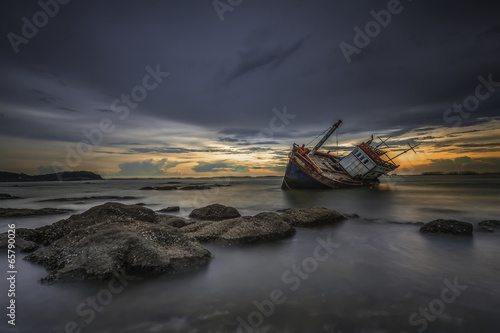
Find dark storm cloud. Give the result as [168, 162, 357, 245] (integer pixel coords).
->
[57, 106, 78, 112]
[218, 34, 310, 83]
[1, 0, 499, 156]
[129, 147, 226, 154]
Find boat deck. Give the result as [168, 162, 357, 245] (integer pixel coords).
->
[310, 154, 346, 174]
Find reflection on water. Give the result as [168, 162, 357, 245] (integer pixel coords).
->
[1, 176, 499, 332]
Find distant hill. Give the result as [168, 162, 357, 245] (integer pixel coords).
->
[421, 171, 478, 176]
[0, 171, 103, 182]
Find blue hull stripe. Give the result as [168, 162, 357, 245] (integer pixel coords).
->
[281, 160, 330, 189]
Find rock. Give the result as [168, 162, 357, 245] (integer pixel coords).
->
[0, 232, 39, 252]
[420, 219, 473, 235]
[0, 193, 21, 200]
[160, 215, 194, 228]
[140, 186, 155, 190]
[179, 185, 212, 190]
[158, 206, 180, 213]
[0, 208, 73, 218]
[26, 221, 211, 283]
[21, 202, 211, 282]
[32, 202, 162, 245]
[478, 220, 500, 228]
[155, 186, 178, 191]
[134, 203, 147, 206]
[182, 212, 295, 243]
[280, 207, 346, 227]
[478, 220, 500, 232]
[39, 196, 140, 202]
[189, 204, 241, 221]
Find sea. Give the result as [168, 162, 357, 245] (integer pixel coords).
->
[0, 175, 499, 333]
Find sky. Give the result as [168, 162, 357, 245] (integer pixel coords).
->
[0, 0, 499, 177]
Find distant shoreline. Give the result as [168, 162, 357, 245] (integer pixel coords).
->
[0, 171, 103, 182]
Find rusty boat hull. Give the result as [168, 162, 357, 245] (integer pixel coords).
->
[281, 120, 412, 190]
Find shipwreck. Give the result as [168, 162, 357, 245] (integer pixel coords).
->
[281, 120, 419, 189]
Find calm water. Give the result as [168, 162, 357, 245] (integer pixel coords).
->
[1, 175, 499, 332]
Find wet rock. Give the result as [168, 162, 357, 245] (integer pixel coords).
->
[280, 207, 346, 227]
[0, 193, 21, 200]
[179, 185, 212, 190]
[182, 212, 295, 243]
[189, 204, 241, 221]
[158, 206, 180, 213]
[39, 196, 140, 202]
[0, 208, 73, 218]
[420, 219, 473, 235]
[26, 221, 211, 283]
[140, 186, 155, 190]
[32, 202, 161, 245]
[155, 186, 178, 191]
[160, 215, 194, 228]
[0, 232, 39, 252]
[478, 220, 500, 232]
[22, 202, 211, 282]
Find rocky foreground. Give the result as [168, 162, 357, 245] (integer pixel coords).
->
[0, 202, 496, 283]
[0, 203, 346, 283]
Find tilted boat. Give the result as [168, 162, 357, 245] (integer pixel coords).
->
[281, 120, 419, 189]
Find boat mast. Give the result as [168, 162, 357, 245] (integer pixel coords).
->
[309, 120, 342, 156]
[387, 143, 420, 163]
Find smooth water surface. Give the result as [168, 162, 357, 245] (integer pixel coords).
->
[0, 175, 499, 332]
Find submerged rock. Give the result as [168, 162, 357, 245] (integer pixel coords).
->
[158, 206, 180, 213]
[182, 212, 295, 243]
[0, 193, 21, 200]
[22, 202, 211, 282]
[280, 207, 346, 227]
[420, 219, 473, 235]
[0, 208, 73, 218]
[189, 204, 241, 221]
[155, 186, 178, 191]
[39, 196, 140, 202]
[179, 185, 212, 190]
[478, 220, 500, 232]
